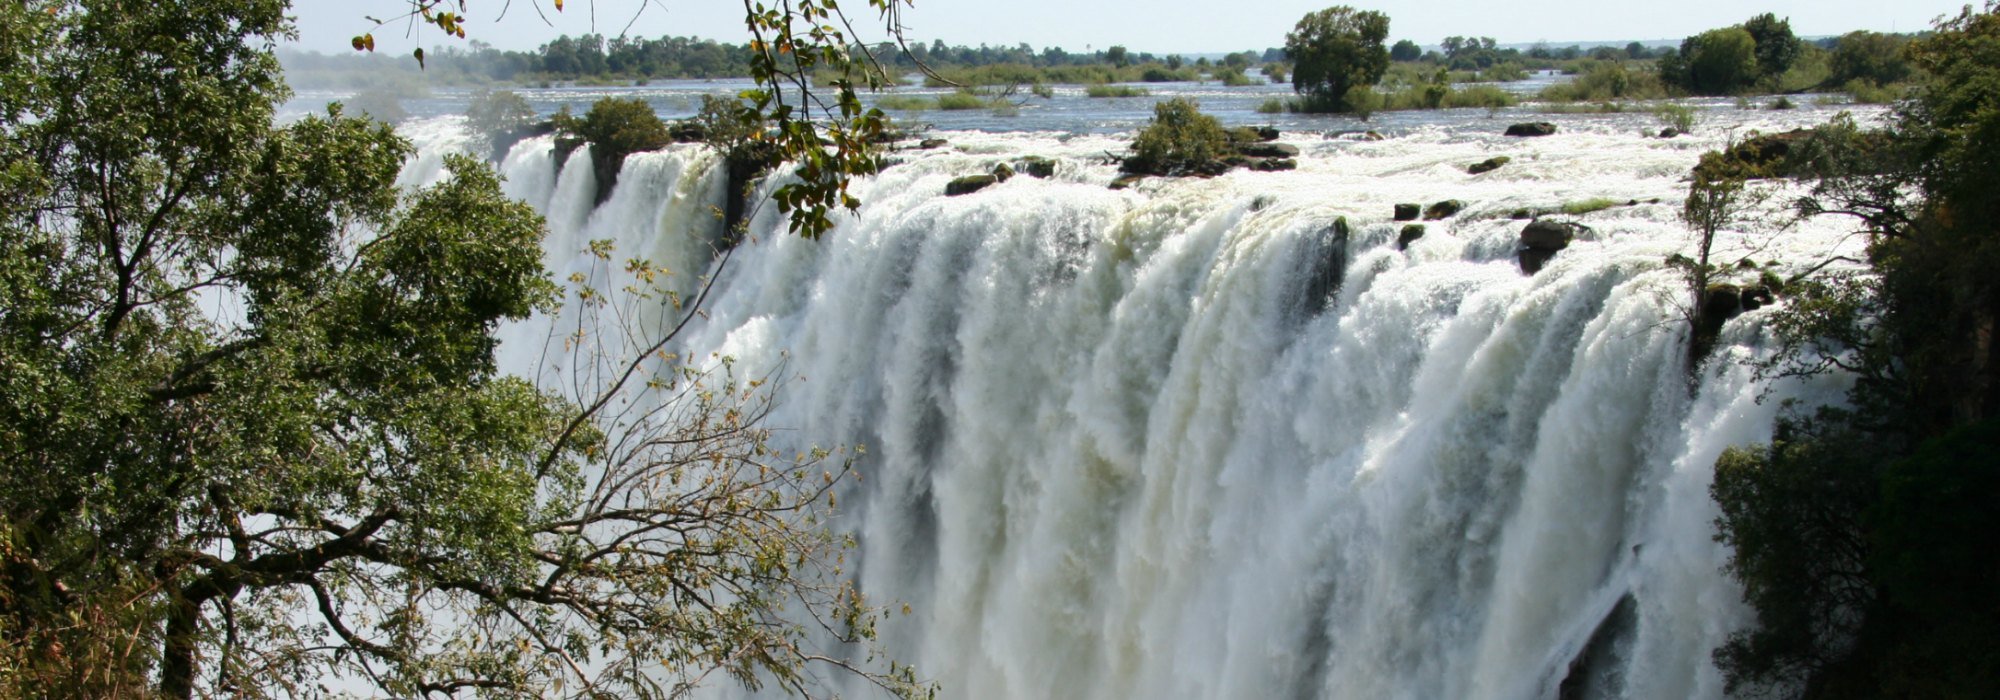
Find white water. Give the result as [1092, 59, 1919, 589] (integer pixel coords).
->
[402, 108, 1866, 699]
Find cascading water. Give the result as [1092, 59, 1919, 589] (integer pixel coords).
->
[402, 108, 1864, 700]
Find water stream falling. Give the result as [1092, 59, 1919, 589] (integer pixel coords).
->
[400, 107, 1864, 700]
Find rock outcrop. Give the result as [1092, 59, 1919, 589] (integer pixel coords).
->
[1505, 122, 1558, 137]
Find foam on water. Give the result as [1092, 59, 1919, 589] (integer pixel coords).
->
[402, 105, 1870, 699]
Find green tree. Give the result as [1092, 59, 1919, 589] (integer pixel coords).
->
[1106, 45, 1130, 68]
[1711, 4, 2000, 698]
[1742, 13, 1802, 82]
[1661, 26, 1758, 95]
[1390, 39, 1422, 62]
[1285, 5, 1391, 112]
[1827, 31, 1912, 88]
[0, 1, 923, 697]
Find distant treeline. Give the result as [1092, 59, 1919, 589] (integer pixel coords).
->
[279, 35, 1287, 89]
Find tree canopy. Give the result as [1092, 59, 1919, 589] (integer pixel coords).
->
[1708, 3, 2000, 697]
[0, 0, 922, 696]
[1285, 6, 1391, 112]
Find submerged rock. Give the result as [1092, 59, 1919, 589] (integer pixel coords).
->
[1505, 122, 1558, 137]
[1398, 224, 1427, 250]
[1018, 156, 1057, 179]
[1468, 156, 1512, 174]
[1250, 158, 1298, 171]
[917, 138, 949, 149]
[1109, 174, 1144, 190]
[1519, 218, 1588, 274]
[1238, 142, 1300, 159]
[945, 174, 999, 196]
[1423, 200, 1466, 220]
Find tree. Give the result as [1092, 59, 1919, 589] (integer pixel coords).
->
[1742, 13, 1802, 82]
[1105, 45, 1129, 68]
[0, 1, 923, 697]
[1390, 39, 1422, 62]
[1827, 31, 1912, 88]
[1711, 4, 2000, 697]
[1661, 27, 1758, 95]
[1285, 5, 1391, 113]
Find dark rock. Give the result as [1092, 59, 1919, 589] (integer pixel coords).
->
[1521, 218, 1586, 250]
[945, 174, 999, 196]
[1394, 203, 1421, 221]
[918, 138, 949, 149]
[1423, 200, 1466, 220]
[1398, 224, 1426, 250]
[1251, 158, 1297, 171]
[1333, 216, 1351, 239]
[1702, 284, 1743, 319]
[992, 163, 1015, 182]
[1519, 248, 1560, 274]
[1659, 127, 1682, 139]
[1238, 142, 1300, 159]
[1741, 285, 1775, 311]
[1109, 174, 1144, 190]
[1509, 208, 1535, 220]
[1505, 122, 1558, 137]
[1468, 156, 1512, 175]
[1362, 130, 1386, 141]
[1019, 156, 1056, 179]
[1255, 126, 1281, 141]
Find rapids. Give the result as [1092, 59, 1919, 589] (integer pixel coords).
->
[400, 105, 1867, 700]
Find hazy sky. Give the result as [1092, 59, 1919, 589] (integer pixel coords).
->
[291, 0, 1972, 55]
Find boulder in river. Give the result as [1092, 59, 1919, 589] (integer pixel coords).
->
[945, 174, 999, 196]
[1505, 122, 1558, 137]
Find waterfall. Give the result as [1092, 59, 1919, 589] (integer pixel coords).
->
[411, 111, 1865, 700]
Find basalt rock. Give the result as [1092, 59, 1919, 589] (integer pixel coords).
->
[945, 174, 999, 196]
[1398, 224, 1427, 250]
[1423, 200, 1466, 220]
[1018, 156, 1057, 179]
[1238, 142, 1300, 159]
[1468, 156, 1511, 175]
[1505, 122, 1558, 137]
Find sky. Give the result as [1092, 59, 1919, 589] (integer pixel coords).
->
[291, 0, 1974, 56]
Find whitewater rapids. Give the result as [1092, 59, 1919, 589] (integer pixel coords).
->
[403, 107, 1864, 700]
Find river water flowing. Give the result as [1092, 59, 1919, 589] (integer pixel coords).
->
[397, 95, 1868, 699]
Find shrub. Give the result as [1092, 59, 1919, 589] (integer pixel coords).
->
[1256, 97, 1292, 114]
[876, 94, 936, 111]
[1656, 103, 1697, 133]
[1124, 98, 1230, 175]
[936, 90, 990, 110]
[553, 97, 670, 162]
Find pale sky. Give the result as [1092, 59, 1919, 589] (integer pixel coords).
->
[291, 0, 1970, 56]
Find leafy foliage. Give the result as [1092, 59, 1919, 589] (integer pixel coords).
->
[1285, 5, 1391, 112]
[0, 1, 926, 697]
[1710, 4, 2000, 698]
[1123, 98, 1229, 176]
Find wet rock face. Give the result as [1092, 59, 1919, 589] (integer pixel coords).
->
[1394, 203, 1421, 221]
[1468, 156, 1511, 174]
[945, 174, 998, 196]
[1423, 200, 1466, 220]
[1518, 218, 1588, 274]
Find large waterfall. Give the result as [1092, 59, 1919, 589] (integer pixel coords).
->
[402, 110, 1862, 700]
